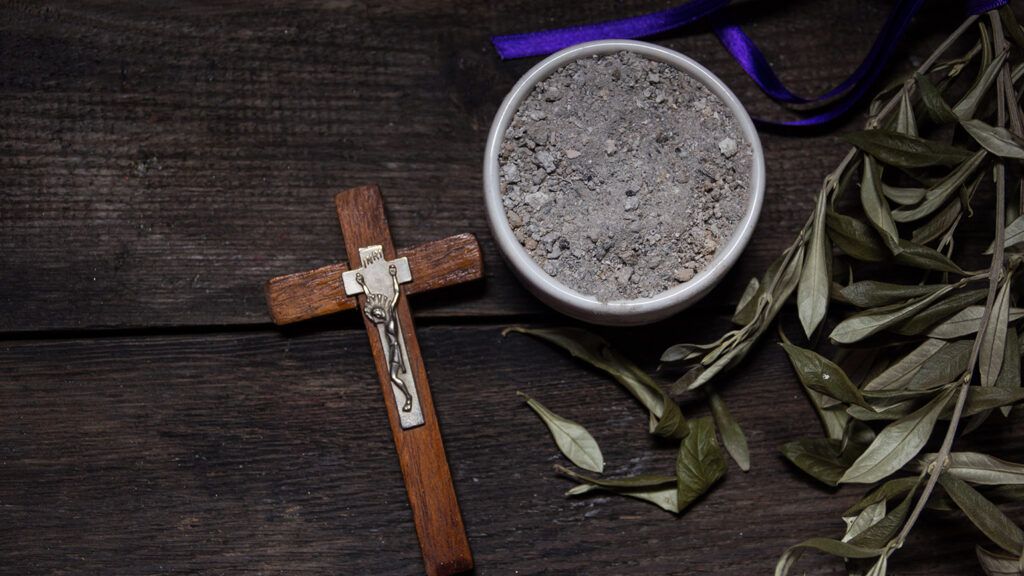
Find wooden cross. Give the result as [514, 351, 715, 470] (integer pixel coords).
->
[264, 184, 481, 576]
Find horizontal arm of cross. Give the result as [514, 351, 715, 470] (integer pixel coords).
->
[265, 232, 482, 325]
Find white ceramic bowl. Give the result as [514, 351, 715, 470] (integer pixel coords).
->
[483, 39, 765, 326]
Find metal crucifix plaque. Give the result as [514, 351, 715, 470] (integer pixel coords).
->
[342, 245, 424, 429]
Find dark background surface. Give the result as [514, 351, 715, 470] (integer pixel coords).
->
[1, 1, 1019, 574]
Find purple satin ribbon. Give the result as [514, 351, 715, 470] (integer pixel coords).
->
[492, 0, 1008, 129]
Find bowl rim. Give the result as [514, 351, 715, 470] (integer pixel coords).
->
[483, 39, 765, 324]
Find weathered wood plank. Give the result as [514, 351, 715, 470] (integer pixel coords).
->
[0, 1, 960, 331]
[1, 323, 1018, 574]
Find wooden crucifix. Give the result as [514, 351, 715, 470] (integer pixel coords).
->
[264, 184, 480, 576]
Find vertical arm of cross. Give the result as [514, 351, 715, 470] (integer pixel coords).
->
[334, 185, 473, 576]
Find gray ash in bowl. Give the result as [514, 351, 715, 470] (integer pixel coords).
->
[498, 51, 752, 302]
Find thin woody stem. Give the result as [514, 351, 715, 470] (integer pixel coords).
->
[893, 10, 1010, 550]
[800, 15, 977, 250]
[814, 16, 979, 229]
[868, 15, 979, 128]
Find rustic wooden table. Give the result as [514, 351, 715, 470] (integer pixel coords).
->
[2, 2, 1018, 574]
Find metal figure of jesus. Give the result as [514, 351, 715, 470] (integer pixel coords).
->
[354, 263, 412, 413]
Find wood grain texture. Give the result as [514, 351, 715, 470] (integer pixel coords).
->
[333, 185, 472, 576]
[2, 324, 1022, 575]
[3, 2, 1020, 575]
[0, 0, 963, 332]
[265, 231, 483, 325]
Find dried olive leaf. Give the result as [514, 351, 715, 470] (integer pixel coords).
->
[780, 437, 864, 486]
[895, 289, 988, 336]
[688, 337, 756, 391]
[862, 382, 951, 403]
[976, 546, 1024, 576]
[928, 306, 1024, 339]
[926, 489, 958, 512]
[844, 501, 888, 543]
[912, 192, 963, 245]
[893, 238, 967, 274]
[828, 210, 965, 273]
[733, 258, 782, 325]
[985, 214, 1024, 254]
[979, 17, 993, 70]
[907, 339, 973, 390]
[844, 129, 974, 168]
[661, 334, 731, 364]
[559, 466, 680, 514]
[733, 277, 760, 324]
[505, 327, 688, 440]
[980, 280, 1012, 387]
[962, 387, 1024, 418]
[915, 71, 958, 123]
[838, 347, 885, 388]
[775, 334, 851, 440]
[798, 198, 831, 336]
[848, 401, 914, 422]
[660, 343, 706, 364]
[892, 150, 987, 223]
[701, 331, 741, 367]
[940, 473, 1024, 556]
[854, 382, 1024, 423]
[845, 476, 922, 516]
[864, 339, 947, 391]
[846, 420, 878, 450]
[687, 245, 805, 393]
[675, 417, 726, 511]
[919, 452, 1024, 486]
[860, 156, 902, 253]
[816, 394, 852, 441]
[775, 538, 883, 576]
[840, 281, 946, 309]
[827, 210, 888, 262]
[840, 388, 954, 484]
[708, 390, 750, 472]
[781, 342, 873, 409]
[927, 151, 987, 203]
[849, 478, 920, 548]
[864, 383, 953, 404]
[844, 420, 878, 451]
[962, 118, 1024, 159]
[517, 392, 604, 473]
[882, 183, 927, 206]
[559, 465, 675, 489]
[766, 242, 806, 320]
[672, 364, 705, 394]
[1000, 4, 1024, 51]
[778, 330, 851, 436]
[648, 392, 689, 440]
[895, 90, 918, 136]
[996, 329, 1021, 417]
[505, 327, 655, 409]
[953, 49, 1008, 119]
[830, 285, 955, 344]
[989, 485, 1024, 503]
